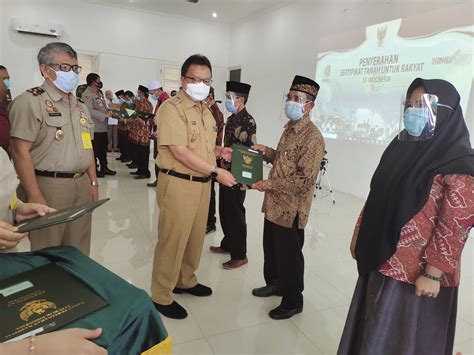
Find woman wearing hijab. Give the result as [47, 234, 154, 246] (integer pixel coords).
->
[338, 78, 474, 355]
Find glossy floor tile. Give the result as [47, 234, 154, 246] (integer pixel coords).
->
[16, 153, 474, 354]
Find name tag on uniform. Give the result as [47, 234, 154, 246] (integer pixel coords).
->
[81, 132, 93, 149]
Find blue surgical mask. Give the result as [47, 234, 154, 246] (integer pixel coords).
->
[136, 96, 141, 101]
[403, 107, 428, 137]
[150, 94, 158, 101]
[3, 79, 10, 90]
[225, 99, 237, 113]
[284, 101, 304, 121]
[52, 69, 78, 93]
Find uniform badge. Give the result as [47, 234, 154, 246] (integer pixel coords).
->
[45, 100, 53, 108]
[27, 87, 45, 96]
[191, 121, 197, 125]
[80, 117, 87, 126]
[55, 129, 65, 141]
[53, 107, 59, 113]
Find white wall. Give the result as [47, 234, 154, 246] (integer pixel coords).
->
[229, 0, 473, 199]
[0, 0, 230, 99]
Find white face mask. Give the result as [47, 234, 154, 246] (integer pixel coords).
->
[185, 82, 210, 102]
[52, 69, 79, 94]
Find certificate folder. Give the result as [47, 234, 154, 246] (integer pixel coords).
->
[15, 198, 110, 233]
[0, 263, 108, 342]
[133, 110, 155, 121]
[110, 109, 130, 120]
[230, 144, 263, 185]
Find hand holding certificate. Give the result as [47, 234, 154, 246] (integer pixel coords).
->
[230, 144, 263, 185]
[14, 199, 109, 233]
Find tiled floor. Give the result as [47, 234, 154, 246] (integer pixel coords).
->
[17, 154, 474, 354]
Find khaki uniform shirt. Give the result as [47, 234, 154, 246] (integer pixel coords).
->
[9, 81, 94, 173]
[156, 90, 217, 177]
[81, 86, 108, 133]
[262, 115, 325, 229]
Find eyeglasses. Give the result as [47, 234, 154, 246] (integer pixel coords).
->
[185, 76, 213, 86]
[48, 63, 82, 74]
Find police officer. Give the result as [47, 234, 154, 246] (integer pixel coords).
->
[9, 42, 99, 255]
[82, 73, 116, 177]
[151, 54, 236, 319]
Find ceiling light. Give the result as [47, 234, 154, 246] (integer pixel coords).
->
[212, 12, 217, 18]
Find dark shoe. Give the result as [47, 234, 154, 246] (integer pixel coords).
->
[102, 167, 116, 176]
[222, 258, 248, 269]
[127, 163, 137, 169]
[153, 300, 187, 319]
[134, 175, 150, 180]
[252, 285, 281, 297]
[173, 283, 212, 297]
[147, 181, 157, 187]
[115, 157, 122, 161]
[130, 171, 139, 175]
[269, 305, 302, 320]
[206, 224, 216, 234]
[96, 171, 105, 178]
[209, 246, 229, 254]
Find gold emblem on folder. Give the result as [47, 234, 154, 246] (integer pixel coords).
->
[242, 154, 253, 165]
[20, 299, 57, 321]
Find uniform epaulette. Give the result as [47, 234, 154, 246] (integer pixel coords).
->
[26, 87, 45, 96]
[168, 96, 182, 106]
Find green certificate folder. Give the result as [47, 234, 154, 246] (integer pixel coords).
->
[231, 144, 263, 185]
[134, 110, 155, 121]
[0, 263, 108, 342]
[14, 198, 110, 233]
[110, 109, 129, 120]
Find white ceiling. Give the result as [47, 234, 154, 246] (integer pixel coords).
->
[83, 0, 292, 24]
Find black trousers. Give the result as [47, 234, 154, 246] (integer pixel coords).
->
[153, 140, 158, 179]
[263, 217, 305, 309]
[129, 140, 138, 165]
[207, 179, 217, 227]
[136, 144, 151, 177]
[219, 185, 247, 260]
[118, 131, 131, 161]
[93, 132, 109, 171]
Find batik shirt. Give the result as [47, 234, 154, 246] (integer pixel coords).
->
[356, 174, 474, 287]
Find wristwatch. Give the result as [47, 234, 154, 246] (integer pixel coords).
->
[210, 166, 219, 179]
[91, 181, 99, 187]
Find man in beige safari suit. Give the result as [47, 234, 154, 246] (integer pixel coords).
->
[151, 54, 236, 319]
[9, 42, 98, 255]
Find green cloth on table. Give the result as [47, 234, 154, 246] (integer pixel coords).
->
[0, 246, 167, 355]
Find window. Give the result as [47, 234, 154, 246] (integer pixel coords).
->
[161, 66, 181, 93]
[229, 68, 241, 82]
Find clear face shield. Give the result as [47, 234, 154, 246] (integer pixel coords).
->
[224, 91, 243, 114]
[281, 91, 313, 122]
[398, 93, 438, 141]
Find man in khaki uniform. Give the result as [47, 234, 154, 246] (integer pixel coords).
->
[81, 73, 116, 177]
[9, 42, 99, 255]
[151, 54, 236, 319]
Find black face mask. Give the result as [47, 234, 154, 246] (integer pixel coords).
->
[96, 81, 103, 89]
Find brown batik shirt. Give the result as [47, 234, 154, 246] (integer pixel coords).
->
[262, 115, 325, 229]
[221, 107, 257, 170]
